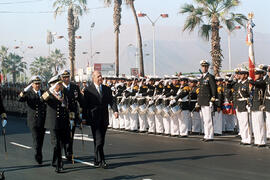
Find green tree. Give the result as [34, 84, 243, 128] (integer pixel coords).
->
[103, 0, 122, 77]
[30, 56, 53, 82]
[49, 48, 67, 75]
[180, 0, 247, 75]
[3, 53, 27, 83]
[53, 0, 87, 80]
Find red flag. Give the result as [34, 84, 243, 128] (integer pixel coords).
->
[246, 13, 255, 80]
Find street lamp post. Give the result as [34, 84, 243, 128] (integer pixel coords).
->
[90, 22, 95, 67]
[138, 13, 168, 76]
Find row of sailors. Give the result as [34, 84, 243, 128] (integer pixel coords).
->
[104, 62, 270, 147]
[106, 75, 235, 136]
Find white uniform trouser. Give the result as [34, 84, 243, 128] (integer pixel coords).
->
[179, 110, 190, 136]
[147, 113, 156, 133]
[170, 112, 179, 135]
[155, 114, 164, 134]
[200, 111, 204, 133]
[224, 114, 235, 132]
[163, 115, 171, 135]
[236, 111, 251, 144]
[108, 109, 113, 128]
[112, 116, 119, 129]
[119, 113, 125, 129]
[138, 113, 147, 132]
[130, 113, 138, 131]
[266, 112, 270, 138]
[124, 112, 131, 130]
[191, 111, 201, 133]
[201, 106, 214, 139]
[213, 111, 223, 135]
[251, 111, 266, 145]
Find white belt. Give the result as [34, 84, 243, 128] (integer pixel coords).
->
[266, 96, 270, 100]
[238, 98, 248, 101]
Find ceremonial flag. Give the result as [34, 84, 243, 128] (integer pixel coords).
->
[246, 13, 256, 80]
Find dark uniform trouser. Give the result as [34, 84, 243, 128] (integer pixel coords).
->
[50, 130, 67, 166]
[31, 127, 45, 157]
[91, 125, 107, 162]
[66, 125, 76, 155]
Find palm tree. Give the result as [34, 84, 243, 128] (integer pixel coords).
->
[53, 0, 87, 81]
[30, 56, 53, 82]
[125, 0, 144, 77]
[49, 48, 67, 75]
[0, 46, 9, 82]
[104, 0, 122, 77]
[3, 53, 27, 83]
[180, 0, 247, 75]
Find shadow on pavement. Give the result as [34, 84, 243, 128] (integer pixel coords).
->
[108, 153, 237, 169]
[103, 174, 155, 180]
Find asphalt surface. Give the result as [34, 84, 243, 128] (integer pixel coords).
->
[0, 116, 270, 180]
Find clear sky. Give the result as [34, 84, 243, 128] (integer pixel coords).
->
[0, 0, 269, 73]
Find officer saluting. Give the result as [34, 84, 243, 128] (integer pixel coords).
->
[197, 60, 217, 141]
[60, 70, 82, 161]
[41, 75, 70, 173]
[18, 76, 46, 164]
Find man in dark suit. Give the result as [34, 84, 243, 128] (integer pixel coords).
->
[18, 76, 46, 164]
[60, 70, 82, 161]
[197, 60, 217, 141]
[82, 71, 118, 169]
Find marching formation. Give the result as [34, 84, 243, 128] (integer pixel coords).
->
[1, 60, 270, 174]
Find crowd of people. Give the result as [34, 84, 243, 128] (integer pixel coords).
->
[0, 59, 270, 174]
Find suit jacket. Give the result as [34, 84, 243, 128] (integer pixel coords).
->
[198, 72, 217, 106]
[250, 78, 266, 111]
[82, 83, 118, 127]
[18, 89, 46, 129]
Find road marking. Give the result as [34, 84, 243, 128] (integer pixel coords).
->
[10, 142, 32, 149]
[62, 156, 94, 167]
[46, 131, 93, 141]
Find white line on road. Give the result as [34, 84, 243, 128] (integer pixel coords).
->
[45, 131, 93, 141]
[10, 142, 32, 149]
[62, 156, 95, 167]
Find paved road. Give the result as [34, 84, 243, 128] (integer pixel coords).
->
[0, 116, 270, 180]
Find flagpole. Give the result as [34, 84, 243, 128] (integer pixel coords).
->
[247, 12, 255, 80]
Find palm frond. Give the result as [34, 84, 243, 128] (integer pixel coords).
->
[199, 24, 211, 40]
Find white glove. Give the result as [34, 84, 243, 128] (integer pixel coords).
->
[154, 82, 159, 86]
[2, 119, 7, 128]
[248, 77, 252, 81]
[170, 99, 176, 105]
[149, 100, 154, 105]
[24, 83, 33, 92]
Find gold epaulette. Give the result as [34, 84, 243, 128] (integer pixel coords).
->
[143, 86, 148, 89]
[159, 85, 163, 89]
[217, 86, 224, 94]
[183, 86, 190, 91]
[196, 88, 200, 94]
[133, 86, 139, 91]
[167, 85, 171, 88]
[41, 91, 50, 101]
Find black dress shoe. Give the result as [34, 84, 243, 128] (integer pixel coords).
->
[93, 161, 100, 168]
[55, 161, 63, 173]
[35, 154, 43, 165]
[65, 154, 72, 161]
[257, 144, 266, 148]
[101, 161, 108, 169]
[180, 135, 188, 138]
